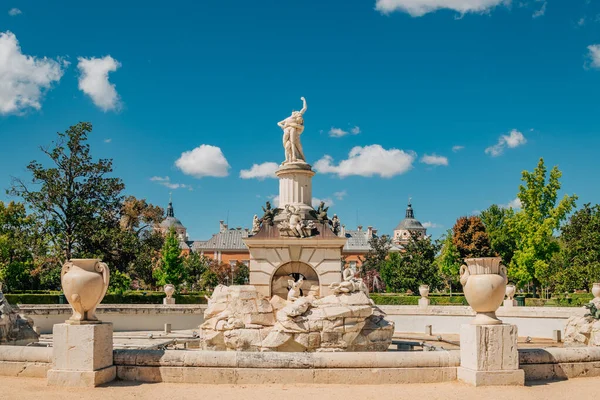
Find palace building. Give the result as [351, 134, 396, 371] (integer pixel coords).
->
[157, 198, 425, 268]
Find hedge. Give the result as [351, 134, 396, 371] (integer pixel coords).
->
[370, 294, 468, 306]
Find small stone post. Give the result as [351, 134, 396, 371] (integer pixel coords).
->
[418, 284, 430, 308]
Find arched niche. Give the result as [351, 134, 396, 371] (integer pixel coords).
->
[271, 261, 320, 299]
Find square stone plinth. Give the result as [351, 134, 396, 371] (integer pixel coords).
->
[503, 299, 517, 307]
[47, 366, 116, 388]
[48, 323, 115, 387]
[163, 297, 175, 305]
[458, 323, 523, 386]
[457, 367, 524, 387]
[418, 298, 430, 308]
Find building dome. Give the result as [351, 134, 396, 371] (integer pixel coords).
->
[393, 201, 426, 244]
[158, 198, 188, 241]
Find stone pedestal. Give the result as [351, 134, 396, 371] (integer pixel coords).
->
[457, 324, 524, 386]
[275, 163, 315, 221]
[418, 298, 430, 308]
[47, 323, 116, 387]
[163, 297, 175, 305]
[503, 299, 517, 307]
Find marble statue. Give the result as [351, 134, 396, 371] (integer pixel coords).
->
[285, 205, 305, 238]
[329, 264, 368, 295]
[312, 201, 329, 223]
[287, 277, 304, 301]
[330, 214, 341, 235]
[252, 214, 261, 234]
[261, 201, 280, 226]
[278, 97, 307, 164]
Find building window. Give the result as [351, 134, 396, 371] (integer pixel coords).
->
[242, 260, 249, 266]
[229, 260, 237, 268]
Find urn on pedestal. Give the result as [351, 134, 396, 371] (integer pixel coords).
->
[460, 257, 508, 325]
[163, 284, 176, 305]
[593, 283, 600, 300]
[61, 259, 110, 324]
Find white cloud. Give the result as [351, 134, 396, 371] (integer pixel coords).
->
[8, 8, 21, 16]
[587, 44, 600, 69]
[175, 144, 230, 178]
[0, 31, 65, 115]
[501, 197, 522, 209]
[267, 194, 280, 207]
[312, 197, 334, 208]
[452, 145, 464, 152]
[328, 126, 361, 138]
[77, 56, 121, 111]
[375, 0, 507, 17]
[422, 222, 442, 229]
[104, 138, 112, 143]
[150, 176, 192, 190]
[239, 162, 278, 180]
[334, 190, 347, 200]
[532, 1, 546, 18]
[314, 144, 416, 178]
[420, 153, 449, 166]
[577, 17, 586, 27]
[485, 129, 527, 157]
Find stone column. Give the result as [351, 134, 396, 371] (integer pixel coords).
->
[457, 323, 524, 386]
[47, 323, 116, 387]
[275, 162, 315, 220]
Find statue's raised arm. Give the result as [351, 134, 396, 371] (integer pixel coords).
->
[299, 97, 307, 115]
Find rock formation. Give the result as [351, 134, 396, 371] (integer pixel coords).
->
[199, 285, 394, 352]
[0, 294, 39, 345]
[564, 298, 600, 347]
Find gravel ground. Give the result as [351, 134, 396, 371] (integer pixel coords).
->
[1, 376, 599, 400]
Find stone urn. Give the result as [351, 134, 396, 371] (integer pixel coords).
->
[164, 284, 175, 299]
[592, 283, 600, 300]
[505, 284, 516, 300]
[61, 259, 110, 324]
[419, 285, 430, 298]
[459, 257, 508, 325]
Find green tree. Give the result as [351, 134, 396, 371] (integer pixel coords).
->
[510, 158, 577, 294]
[361, 235, 392, 272]
[154, 228, 186, 287]
[380, 233, 440, 293]
[0, 201, 39, 291]
[184, 252, 210, 290]
[233, 262, 249, 285]
[452, 216, 495, 259]
[550, 203, 600, 292]
[108, 269, 132, 294]
[9, 122, 124, 261]
[435, 229, 462, 292]
[479, 204, 517, 266]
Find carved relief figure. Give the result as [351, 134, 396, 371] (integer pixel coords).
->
[252, 214, 261, 234]
[261, 201, 280, 226]
[287, 276, 304, 301]
[278, 97, 307, 164]
[329, 264, 368, 295]
[330, 214, 341, 235]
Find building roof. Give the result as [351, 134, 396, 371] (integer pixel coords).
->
[343, 229, 403, 253]
[394, 201, 426, 232]
[191, 228, 249, 252]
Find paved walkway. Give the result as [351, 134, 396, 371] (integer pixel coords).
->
[2, 376, 599, 400]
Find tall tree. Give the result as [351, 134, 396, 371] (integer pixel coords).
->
[435, 229, 462, 292]
[361, 235, 392, 272]
[452, 216, 495, 259]
[479, 204, 517, 266]
[510, 158, 577, 294]
[380, 233, 440, 293]
[9, 122, 124, 261]
[0, 201, 38, 291]
[154, 228, 186, 287]
[550, 203, 600, 292]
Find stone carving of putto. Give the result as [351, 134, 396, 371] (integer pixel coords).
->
[277, 205, 316, 238]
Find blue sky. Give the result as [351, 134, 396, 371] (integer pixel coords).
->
[1, 0, 599, 241]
